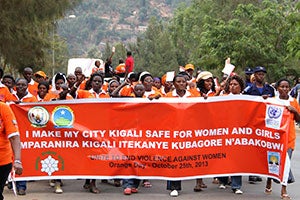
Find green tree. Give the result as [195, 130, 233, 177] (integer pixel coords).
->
[135, 18, 178, 76]
[0, 0, 79, 74]
[166, 0, 298, 81]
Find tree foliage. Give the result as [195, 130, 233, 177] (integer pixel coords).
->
[0, 0, 79, 75]
[135, 18, 178, 76]
[135, 0, 299, 81]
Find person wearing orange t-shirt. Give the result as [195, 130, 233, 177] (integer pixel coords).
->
[0, 82, 14, 102]
[23, 67, 38, 97]
[2, 74, 15, 94]
[74, 67, 88, 90]
[165, 74, 197, 197]
[44, 73, 73, 102]
[159, 74, 174, 97]
[87, 73, 109, 98]
[36, 82, 50, 102]
[139, 72, 161, 100]
[0, 69, 14, 102]
[119, 72, 137, 97]
[115, 59, 126, 77]
[11, 78, 37, 103]
[195, 71, 217, 97]
[265, 78, 300, 200]
[91, 60, 105, 75]
[81, 73, 108, 194]
[165, 74, 196, 98]
[9, 78, 36, 195]
[0, 102, 23, 200]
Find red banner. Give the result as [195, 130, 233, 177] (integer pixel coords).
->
[10, 96, 290, 181]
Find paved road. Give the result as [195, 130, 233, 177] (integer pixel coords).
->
[4, 127, 300, 200]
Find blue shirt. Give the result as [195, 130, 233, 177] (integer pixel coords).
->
[244, 83, 275, 97]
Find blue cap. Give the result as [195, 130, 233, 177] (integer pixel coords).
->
[253, 66, 267, 73]
[244, 67, 253, 75]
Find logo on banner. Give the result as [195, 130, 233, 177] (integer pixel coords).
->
[52, 106, 74, 128]
[267, 151, 280, 175]
[27, 106, 50, 127]
[35, 151, 65, 176]
[265, 105, 283, 129]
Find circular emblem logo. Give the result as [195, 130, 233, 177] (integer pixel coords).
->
[267, 106, 282, 119]
[52, 106, 74, 128]
[28, 106, 50, 127]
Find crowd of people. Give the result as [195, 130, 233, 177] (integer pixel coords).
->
[0, 56, 299, 200]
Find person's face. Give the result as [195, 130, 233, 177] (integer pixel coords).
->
[245, 74, 251, 81]
[165, 81, 173, 89]
[38, 85, 48, 97]
[204, 78, 213, 90]
[174, 76, 187, 91]
[186, 69, 194, 77]
[254, 72, 265, 84]
[134, 85, 145, 97]
[229, 79, 241, 94]
[95, 61, 100, 67]
[74, 69, 83, 78]
[67, 75, 76, 86]
[16, 79, 28, 95]
[2, 78, 14, 89]
[35, 75, 45, 83]
[277, 81, 290, 99]
[109, 82, 119, 93]
[91, 76, 103, 91]
[153, 79, 161, 89]
[143, 76, 153, 91]
[55, 79, 64, 90]
[23, 69, 33, 82]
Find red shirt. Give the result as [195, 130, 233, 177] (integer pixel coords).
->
[125, 56, 134, 73]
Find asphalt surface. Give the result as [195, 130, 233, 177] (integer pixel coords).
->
[4, 126, 300, 200]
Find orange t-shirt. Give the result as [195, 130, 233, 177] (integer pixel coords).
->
[79, 79, 87, 90]
[88, 89, 110, 98]
[44, 90, 73, 101]
[0, 102, 19, 165]
[120, 85, 135, 97]
[115, 63, 126, 74]
[75, 89, 93, 99]
[144, 87, 162, 99]
[11, 92, 37, 102]
[27, 79, 39, 97]
[286, 97, 300, 149]
[0, 83, 14, 102]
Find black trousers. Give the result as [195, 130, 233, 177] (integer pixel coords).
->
[167, 180, 181, 191]
[0, 163, 12, 200]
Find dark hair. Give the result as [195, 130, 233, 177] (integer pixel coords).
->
[127, 51, 132, 56]
[225, 75, 245, 93]
[178, 71, 191, 79]
[0, 68, 4, 79]
[140, 74, 153, 83]
[54, 72, 66, 83]
[111, 75, 120, 82]
[15, 78, 28, 85]
[275, 78, 290, 89]
[128, 72, 137, 81]
[172, 74, 186, 83]
[38, 81, 50, 91]
[90, 72, 104, 83]
[196, 78, 216, 94]
[2, 74, 15, 84]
